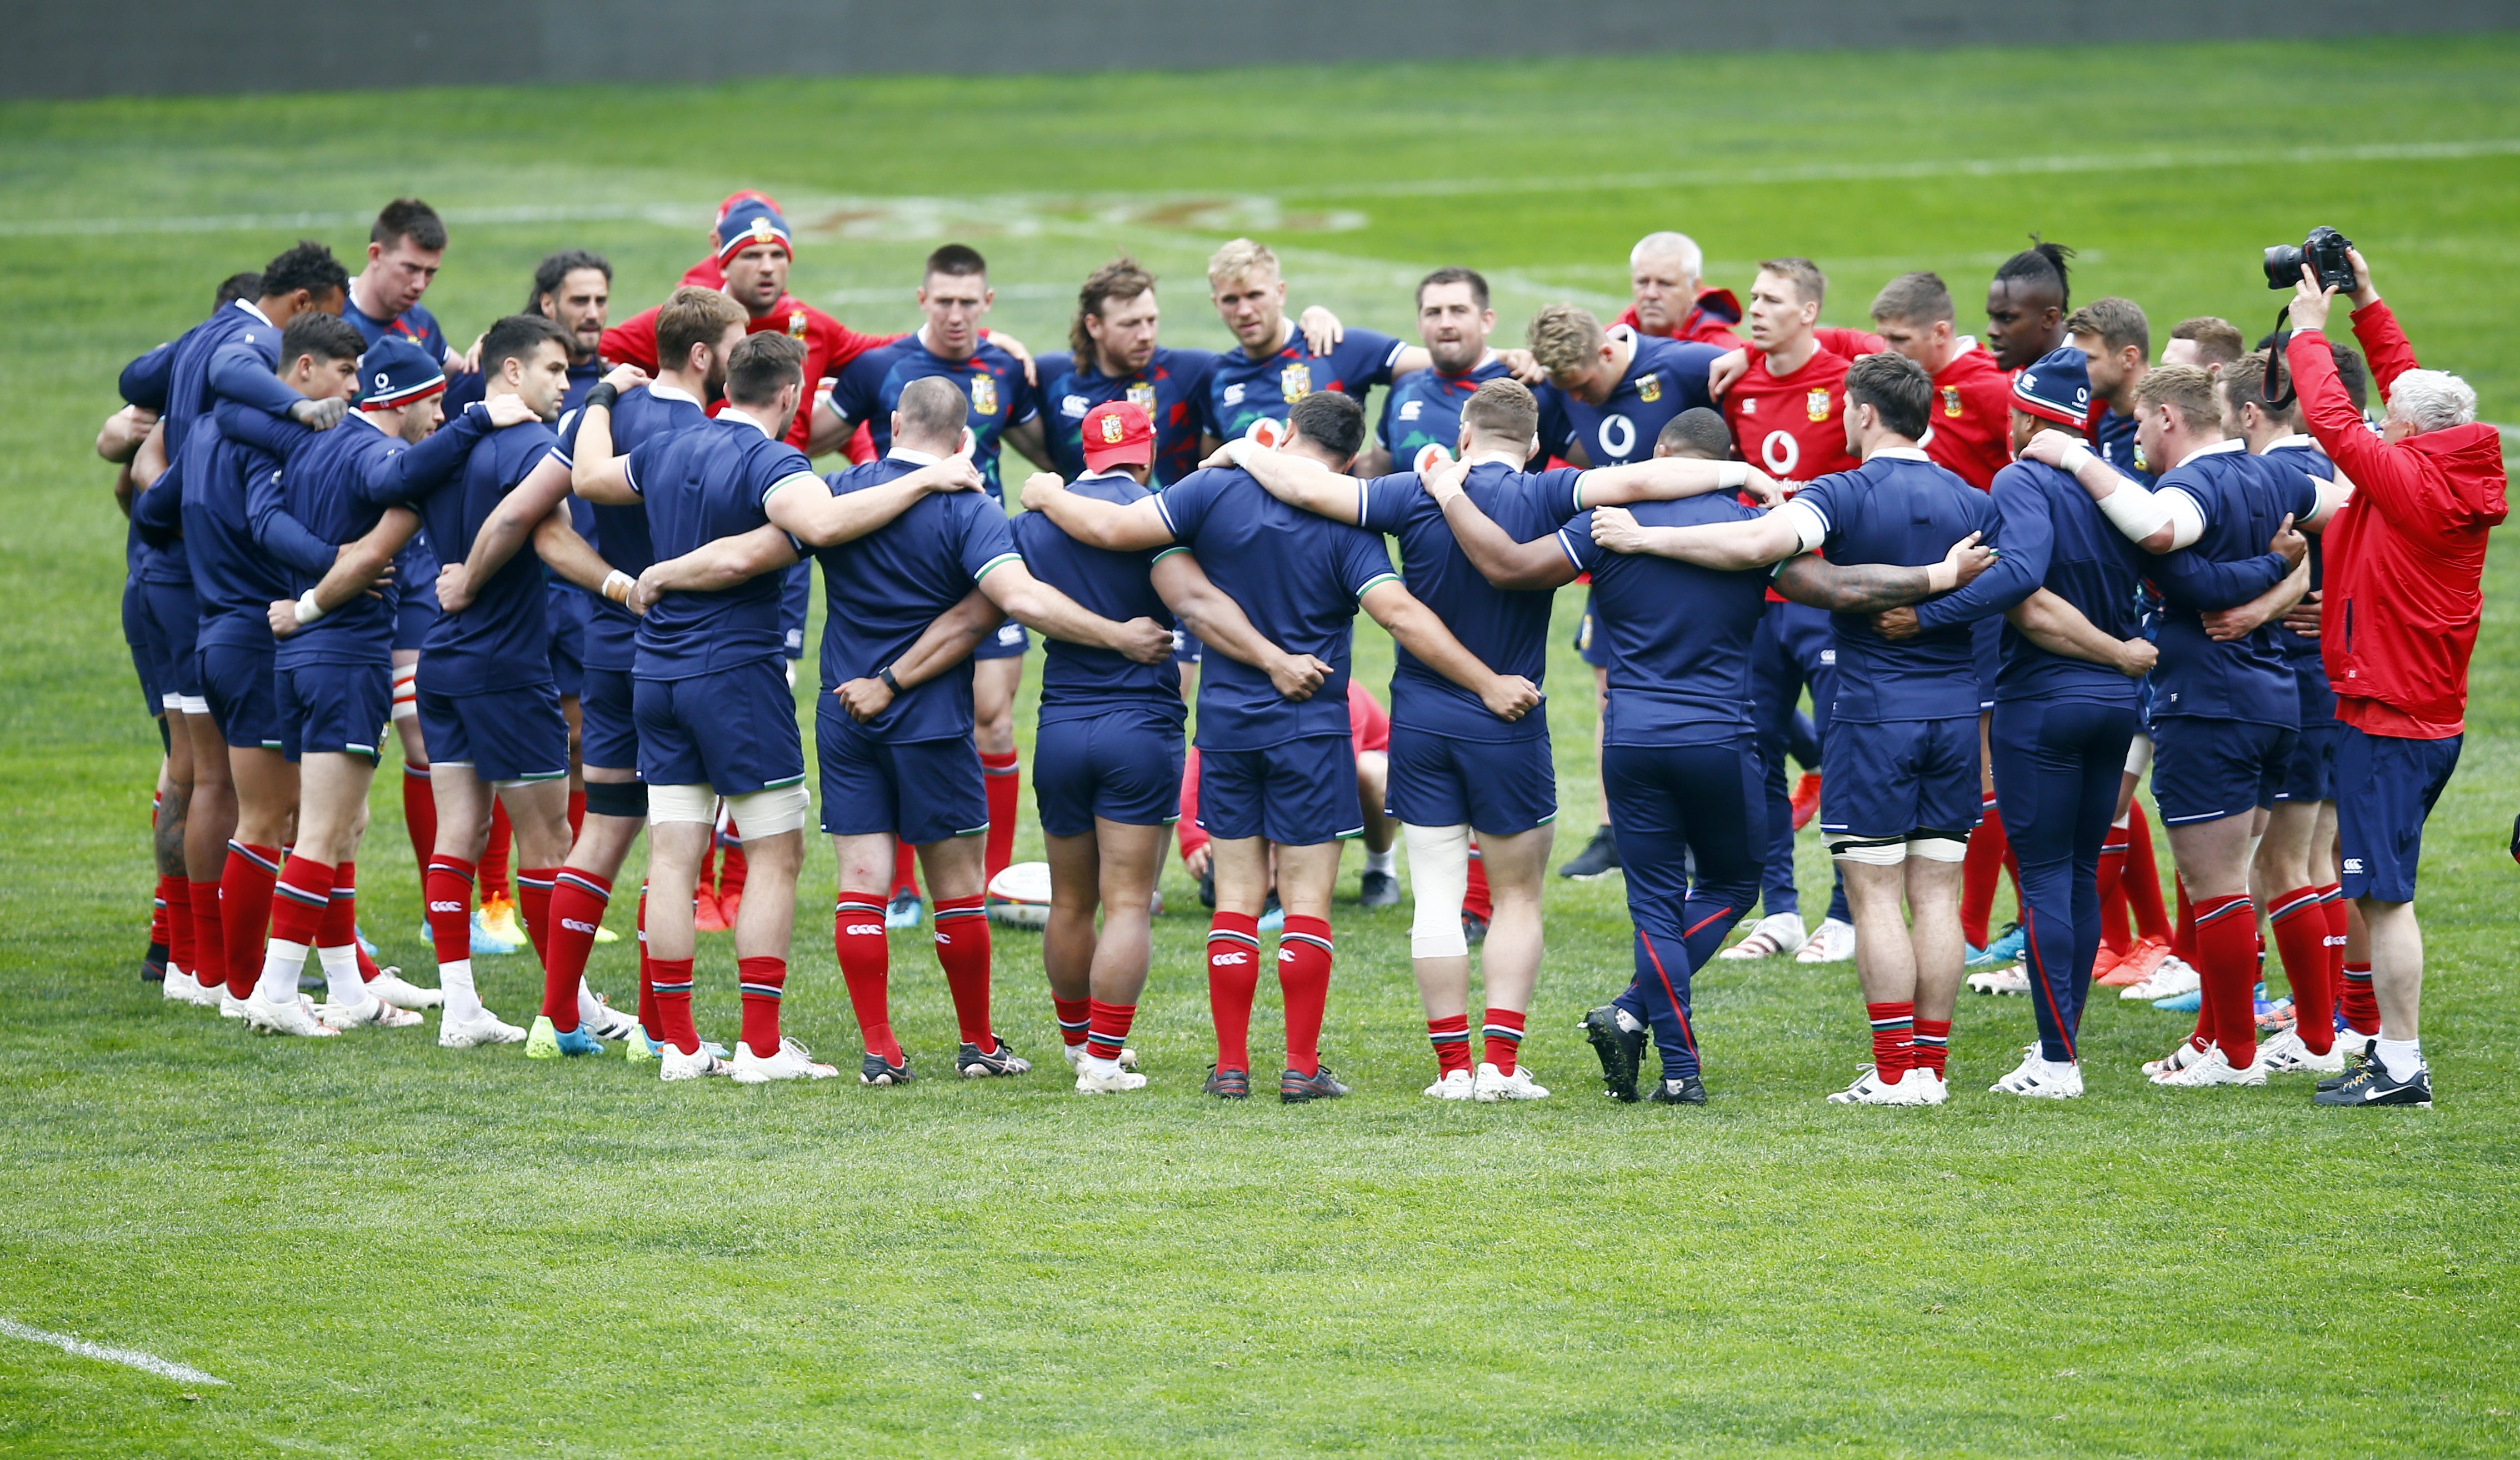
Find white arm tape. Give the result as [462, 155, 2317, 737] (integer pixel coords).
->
[293, 589, 325, 625]
[1223, 438, 1261, 470]
[1718, 461, 1749, 490]
[1780, 498, 1829, 554]
[601, 570, 635, 604]
[2160, 488, 2204, 550]
[2095, 477, 2173, 544]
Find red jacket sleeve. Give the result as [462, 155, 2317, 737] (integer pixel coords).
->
[813, 314, 904, 376]
[2349, 299, 2421, 404]
[599, 307, 661, 372]
[1813, 327, 1887, 358]
[2287, 329, 2447, 530]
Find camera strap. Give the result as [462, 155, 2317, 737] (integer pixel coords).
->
[2261, 303, 2298, 412]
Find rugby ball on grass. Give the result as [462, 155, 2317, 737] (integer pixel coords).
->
[987, 862, 1053, 929]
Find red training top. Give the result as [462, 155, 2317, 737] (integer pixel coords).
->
[601, 291, 898, 454]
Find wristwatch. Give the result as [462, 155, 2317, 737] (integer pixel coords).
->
[878, 664, 902, 693]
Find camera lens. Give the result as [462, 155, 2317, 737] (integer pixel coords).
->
[2263, 244, 2307, 290]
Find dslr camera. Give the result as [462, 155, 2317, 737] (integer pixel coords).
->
[2264, 226, 2356, 292]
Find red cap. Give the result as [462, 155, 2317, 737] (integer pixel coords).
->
[715, 189, 784, 225]
[1081, 400, 1155, 473]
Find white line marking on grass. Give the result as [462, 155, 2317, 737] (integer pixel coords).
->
[0, 1316, 228, 1385]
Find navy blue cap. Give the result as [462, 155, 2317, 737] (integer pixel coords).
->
[2012, 344, 2092, 429]
[715, 199, 793, 265]
[357, 335, 446, 409]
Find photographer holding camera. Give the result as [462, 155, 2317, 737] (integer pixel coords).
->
[2282, 240, 2508, 1108]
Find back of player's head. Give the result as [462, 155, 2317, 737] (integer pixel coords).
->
[2065, 297, 2149, 356]
[259, 240, 349, 304]
[1417, 266, 1489, 311]
[1656, 407, 1733, 461]
[2136, 363, 2219, 429]
[1461, 379, 1538, 444]
[372, 198, 447, 254]
[1995, 236, 2074, 307]
[526, 249, 612, 312]
[1870, 271, 1954, 327]
[924, 243, 987, 283]
[2218, 354, 2271, 419]
[2329, 343, 2371, 414]
[2170, 316, 2244, 367]
[279, 312, 365, 368]
[1844, 352, 1933, 439]
[656, 285, 748, 370]
[1526, 304, 1606, 376]
[1288, 391, 1366, 461]
[1630, 231, 1703, 278]
[479, 313, 572, 375]
[1073, 256, 1157, 356]
[724, 332, 808, 407]
[216, 272, 262, 309]
[1756, 257, 1826, 307]
[894, 375, 968, 443]
[1206, 237, 1278, 290]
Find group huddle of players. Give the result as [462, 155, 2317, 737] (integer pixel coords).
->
[99, 190, 2490, 1108]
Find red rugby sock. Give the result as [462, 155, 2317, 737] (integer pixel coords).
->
[1959, 797, 2006, 948]
[2269, 886, 2334, 1055]
[424, 857, 477, 968]
[1054, 995, 1091, 1050]
[738, 954, 786, 1058]
[1912, 1017, 1952, 1077]
[2096, 821, 2133, 955]
[932, 894, 995, 1052]
[1462, 849, 1493, 923]
[833, 892, 897, 1061]
[635, 886, 657, 1040]
[1278, 914, 1334, 1076]
[1481, 1007, 1527, 1075]
[1426, 1013, 1472, 1077]
[542, 869, 612, 1032]
[981, 750, 1020, 884]
[517, 867, 557, 962]
[221, 842, 281, 999]
[2126, 802, 2171, 944]
[1085, 999, 1136, 1063]
[649, 956, 698, 1056]
[164, 876, 195, 977]
[187, 878, 227, 995]
[1867, 1000, 1914, 1082]
[2192, 893, 2261, 1064]
[479, 800, 513, 906]
[401, 761, 435, 887]
[890, 840, 919, 903]
[1207, 912, 1262, 1073]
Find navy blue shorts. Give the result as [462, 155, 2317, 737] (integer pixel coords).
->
[1819, 714, 1981, 840]
[2151, 716, 2296, 827]
[197, 641, 285, 751]
[973, 619, 1030, 662]
[2337, 727, 2460, 903]
[1386, 723, 1557, 834]
[122, 577, 163, 716]
[817, 707, 988, 844]
[635, 662, 804, 795]
[278, 659, 391, 763]
[1574, 592, 1609, 669]
[1034, 708, 1185, 837]
[545, 586, 587, 699]
[142, 579, 201, 701]
[1971, 616, 2002, 712]
[1198, 733, 1361, 846]
[578, 664, 639, 773]
[394, 579, 437, 653]
[2277, 718, 2344, 804]
[416, 678, 569, 783]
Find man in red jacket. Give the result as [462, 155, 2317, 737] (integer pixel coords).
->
[1614, 232, 1744, 349]
[2286, 247, 2508, 1109]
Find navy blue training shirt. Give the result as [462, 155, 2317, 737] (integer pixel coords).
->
[814, 453, 1022, 742]
[2261, 435, 2337, 689]
[1037, 348, 1218, 487]
[343, 296, 450, 364]
[828, 334, 1039, 499]
[1378, 357, 1518, 471]
[2145, 440, 2321, 726]
[261, 413, 416, 668]
[1010, 471, 1185, 726]
[556, 383, 712, 673]
[1357, 459, 1582, 742]
[626, 414, 818, 681]
[416, 421, 564, 693]
[1543, 333, 1722, 468]
[181, 419, 302, 651]
[1201, 325, 1406, 443]
[1784, 450, 2001, 723]
[1557, 494, 1771, 746]
[1153, 464, 1399, 751]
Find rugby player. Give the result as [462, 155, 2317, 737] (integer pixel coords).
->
[1714, 258, 1859, 964]
[2284, 253, 2504, 1106]
[1613, 231, 1744, 348]
[1024, 391, 1539, 1102]
[2023, 363, 2343, 1086]
[1197, 238, 1442, 449]
[1982, 239, 2074, 373]
[343, 199, 459, 369]
[644, 376, 1171, 1082]
[236, 336, 483, 1032]
[1243, 384, 1779, 1101]
[822, 244, 1055, 888]
[1358, 268, 1523, 479]
[1013, 401, 1331, 1092]
[1878, 348, 2165, 1096]
[542, 286, 751, 1058]
[131, 244, 352, 1012]
[107, 329, 194, 995]
[2162, 317, 2245, 371]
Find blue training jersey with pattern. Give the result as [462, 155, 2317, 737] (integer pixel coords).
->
[1542, 332, 1722, 468]
[342, 297, 449, 364]
[1153, 464, 1398, 752]
[813, 453, 1023, 743]
[627, 413, 817, 681]
[1557, 495, 1769, 746]
[828, 334, 1039, 498]
[1378, 357, 1517, 470]
[1357, 459, 1581, 742]
[1010, 470, 1185, 726]
[555, 383, 712, 673]
[1036, 347, 1218, 487]
[1200, 323, 1405, 444]
[1784, 450, 2000, 723]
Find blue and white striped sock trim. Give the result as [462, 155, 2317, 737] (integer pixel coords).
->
[2268, 888, 2322, 923]
[273, 881, 330, 912]
[1428, 1027, 1471, 1047]
[1207, 926, 1261, 951]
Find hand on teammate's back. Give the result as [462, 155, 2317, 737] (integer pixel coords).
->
[436, 562, 473, 613]
[1873, 606, 1919, 640]
[289, 396, 348, 431]
[1706, 348, 1751, 398]
[833, 677, 892, 723]
[1481, 674, 1542, 722]
[1266, 652, 1331, 702]
[1020, 471, 1066, 512]
[2281, 589, 2322, 639]
[2114, 638, 2159, 678]
[603, 363, 649, 393]
[1589, 504, 1646, 554]
[1114, 616, 1173, 664]
[1942, 531, 1997, 591]
[1739, 469, 1787, 508]
[2269, 513, 2306, 568]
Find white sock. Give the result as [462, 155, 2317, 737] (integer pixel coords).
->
[1365, 847, 1396, 876]
[576, 978, 608, 1030]
[256, 941, 308, 1006]
[1613, 1007, 1644, 1035]
[2374, 1036, 2424, 1081]
[318, 944, 363, 1006]
[439, 958, 481, 1021]
[1081, 1053, 1120, 1079]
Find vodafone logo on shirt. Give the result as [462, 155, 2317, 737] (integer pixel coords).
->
[1761, 429, 1799, 476]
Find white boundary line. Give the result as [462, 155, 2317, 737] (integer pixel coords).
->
[7, 137, 2514, 239]
[0, 1316, 229, 1386]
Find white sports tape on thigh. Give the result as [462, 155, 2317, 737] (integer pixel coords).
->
[726, 784, 812, 838]
[1402, 822, 1472, 959]
[391, 664, 418, 721]
[1828, 836, 1910, 866]
[2123, 732, 2153, 778]
[1906, 833, 1971, 863]
[648, 783, 719, 825]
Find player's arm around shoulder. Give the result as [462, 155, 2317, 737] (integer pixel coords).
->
[1357, 577, 1539, 721]
[769, 453, 979, 549]
[1204, 437, 1366, 524]
[1588, 491, 1812, 571]
[1149, 550, 1328, 702]
[1424, 456, 1579, 591]
[978, 555, 1171, 664]
[1019, 469, 1175, 550]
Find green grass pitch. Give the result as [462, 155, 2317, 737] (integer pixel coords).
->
[3, 36, 2517, 1456]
